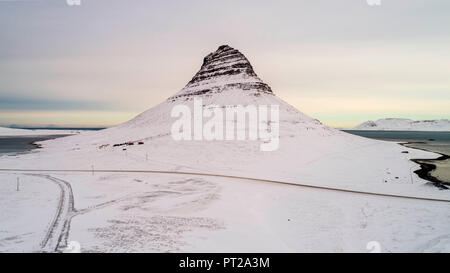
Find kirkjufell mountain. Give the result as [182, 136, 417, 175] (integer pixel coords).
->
[7, 45, 440, 193]
[82, 45, 332, 145]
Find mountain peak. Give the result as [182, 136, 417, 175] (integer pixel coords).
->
[169, 45, 273, 101]
[192, 45, 257, 83]
[217, 44, 232, 50]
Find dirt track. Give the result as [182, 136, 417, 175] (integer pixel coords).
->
[27, 174, 75, 252]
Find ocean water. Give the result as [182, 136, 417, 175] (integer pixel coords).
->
[0, 135, 69, 155]
[0, 127, 103, 155]
[343, 130, 450, 143]
[344, 130, 450, 183]
[343, 130, 450, 155]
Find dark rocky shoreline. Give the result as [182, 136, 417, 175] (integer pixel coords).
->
[400, 142, 450, 189]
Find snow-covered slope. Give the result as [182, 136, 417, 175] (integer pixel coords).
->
[0, 127, 82, 136]
[354, 118, 450, 131]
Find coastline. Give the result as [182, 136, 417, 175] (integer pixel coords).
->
[4, 135, 450, 190]
[0, 135, 70, 155]
[31, 135, 71, 151]
[400, 142, 450, 189]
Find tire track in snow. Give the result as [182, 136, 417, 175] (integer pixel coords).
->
[26, 174, 75, 252]
[26, 174, 174, 252]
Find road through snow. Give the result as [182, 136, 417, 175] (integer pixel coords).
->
[2, 169, 449, 203]
[2, 169, 449, 253]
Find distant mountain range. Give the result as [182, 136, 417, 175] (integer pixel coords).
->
[354, 118, 450, 131]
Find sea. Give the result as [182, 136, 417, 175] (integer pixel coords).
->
[344, 130, 450, 183]
[0, 128, 103, 155]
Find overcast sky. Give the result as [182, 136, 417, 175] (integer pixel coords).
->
[1, 0, 449, 128]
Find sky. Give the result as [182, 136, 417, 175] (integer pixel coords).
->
[0, 0, 449, 129]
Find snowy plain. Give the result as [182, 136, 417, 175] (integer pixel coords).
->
[0, 45, 449, 253]
[1, 99, 449, 252]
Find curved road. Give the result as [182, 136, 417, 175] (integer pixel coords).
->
[3, 168, 449, 203]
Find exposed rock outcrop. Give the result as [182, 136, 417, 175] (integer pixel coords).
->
[169, 45, 272, 101]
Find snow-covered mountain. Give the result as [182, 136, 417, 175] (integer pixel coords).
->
[354, 118, 450, 131]
[62, 45, 333, 147]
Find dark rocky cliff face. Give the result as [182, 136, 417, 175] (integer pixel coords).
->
[189, 45, 258, 84]
[169, 45, 273, 101]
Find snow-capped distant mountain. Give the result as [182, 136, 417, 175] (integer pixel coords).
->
[354, 118, 450, 131]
